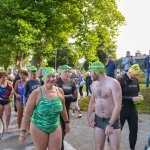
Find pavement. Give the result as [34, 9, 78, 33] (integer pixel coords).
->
[0, 107, 76, 150]
[0, 104, 150, 150]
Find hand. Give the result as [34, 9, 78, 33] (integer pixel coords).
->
[105, 125, 113, 136]
[132, 96, 141, 102]
[87, 117, 95, 128]
[16, 94, 21, 99]
[65, 123, 70, 133]
[19, 132, 26, 144]
[69, 94, 74, 98]
[144, 69, 148, 72]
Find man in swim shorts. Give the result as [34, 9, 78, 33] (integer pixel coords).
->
[87, 61, 122, 150]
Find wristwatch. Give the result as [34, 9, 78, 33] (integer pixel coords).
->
[21, 130, 26, 133]
[65, 120, 70, 124]
[107, 122, 114, 127]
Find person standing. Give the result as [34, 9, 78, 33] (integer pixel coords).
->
[14, 70, 28, 131]
[144, 52, 150, 87]
[122, 51, 136, 72]
[78, 72, 84, 98]
[19, 67, 70, 149]
[87, 61, 122, 150]
[117, 64, 142, 150]
[105, 55, 117, 78]
[23, 66, 41, 106]
[0, 71, 13, 131]
[85, 72, 92, 96]
[56, 65, 77, 150]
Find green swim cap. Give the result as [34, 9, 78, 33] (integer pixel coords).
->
[89, 61, 105, 73]
[43, 67, 56, 78]
[7, 66, 12, 71]
[29, 66, 37, 72]
[60, 65, 71, 73]
[38, 67, 43, 71]
[0, 67, 4, 71]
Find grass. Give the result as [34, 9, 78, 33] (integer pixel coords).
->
[78, 84, 150, 114]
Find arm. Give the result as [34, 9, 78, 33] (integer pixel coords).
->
[19, 89, 38, 144]
[132, 56, 136, 64]
[59, 88, 70, 133]
[105, 59, 109, 67]
[87, 83, 95, 127]
[122, 57, 128, 65]
[23, 82, 29, 105]
[105, 80, 122, 136]
[14, 80, 21, 99]
[109, 80, 122, 124]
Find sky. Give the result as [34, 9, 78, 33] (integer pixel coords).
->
[116, 0, 150, 58]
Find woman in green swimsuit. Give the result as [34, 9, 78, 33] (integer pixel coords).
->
[19, 67, 70, 150]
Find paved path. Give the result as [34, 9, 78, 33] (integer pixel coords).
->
[65, 112, 150, 150]
[0, 107, 150, 150]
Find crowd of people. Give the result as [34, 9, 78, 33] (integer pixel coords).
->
[0, 52, 148, 150]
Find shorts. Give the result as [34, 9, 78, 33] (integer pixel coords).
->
[94, 114, 121, 130]
[0, 100, 9, 106]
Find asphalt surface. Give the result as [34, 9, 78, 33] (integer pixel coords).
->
[0, 107, 150, 150]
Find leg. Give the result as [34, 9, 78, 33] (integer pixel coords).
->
[0, 105, 4, 118]
[4, 103, 11, 130]
[13, 95, 17, 113]
[16, 100, 23, 131]
[86, 85, 89, 96]
[89, 85, 92, 94]
[48, 125, 62, 150]
[127, 107, 138, 150]
[60, 116, 65, 150]
[30, 123, 48, 150]
[109, 129, 121, 150]
[146, 71, 149, 87]
[120, 106, 128, 130]
[94, 127, 106, 150]
[71, 102, 75, 116]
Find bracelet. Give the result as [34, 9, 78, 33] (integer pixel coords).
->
[107, 122, 114, 127]
[21, 130, 26, 133]
[65, 121, 70, 124]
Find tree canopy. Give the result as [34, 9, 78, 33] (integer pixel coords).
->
[0, 0, 125, 69]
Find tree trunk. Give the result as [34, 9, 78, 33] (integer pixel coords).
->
[31, 54, 42, 68]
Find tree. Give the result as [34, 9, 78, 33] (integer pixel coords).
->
[0, 0, 125, 69]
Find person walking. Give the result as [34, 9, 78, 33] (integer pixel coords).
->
[144, 52, 150, 87]
[88, 61, 122, 150]
[85, 72, 92, 96]
[19, 67, 70, 150]
[56, 65, 77, 150]
[117, 64, 142, 150]
[0, 71, 13, 131]
[122, 51, 136, 72]
[14, 70, 28, 131]
[105, 55, 117, 78]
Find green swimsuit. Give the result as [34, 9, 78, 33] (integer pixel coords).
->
[31, 87, 63, 134]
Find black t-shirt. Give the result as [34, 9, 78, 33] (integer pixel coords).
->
[117, 73, 139, 106]
[56, 77, 77, 103]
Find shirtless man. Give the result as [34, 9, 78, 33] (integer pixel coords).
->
[87, 61, 122, 150]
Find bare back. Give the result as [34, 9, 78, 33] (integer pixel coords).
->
[92, 76, 120, 118]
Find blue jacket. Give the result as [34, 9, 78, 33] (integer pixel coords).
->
[144, 56, 150, 70]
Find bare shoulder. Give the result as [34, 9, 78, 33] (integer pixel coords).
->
[57, 87, 63, 93]
[107, 77, 121, 88]
[92, 80, 99, 86]
[31, 87, 40, 97]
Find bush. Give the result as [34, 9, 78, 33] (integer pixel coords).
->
[79, 85, 150, 114]
[138, 73, 146, 84]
